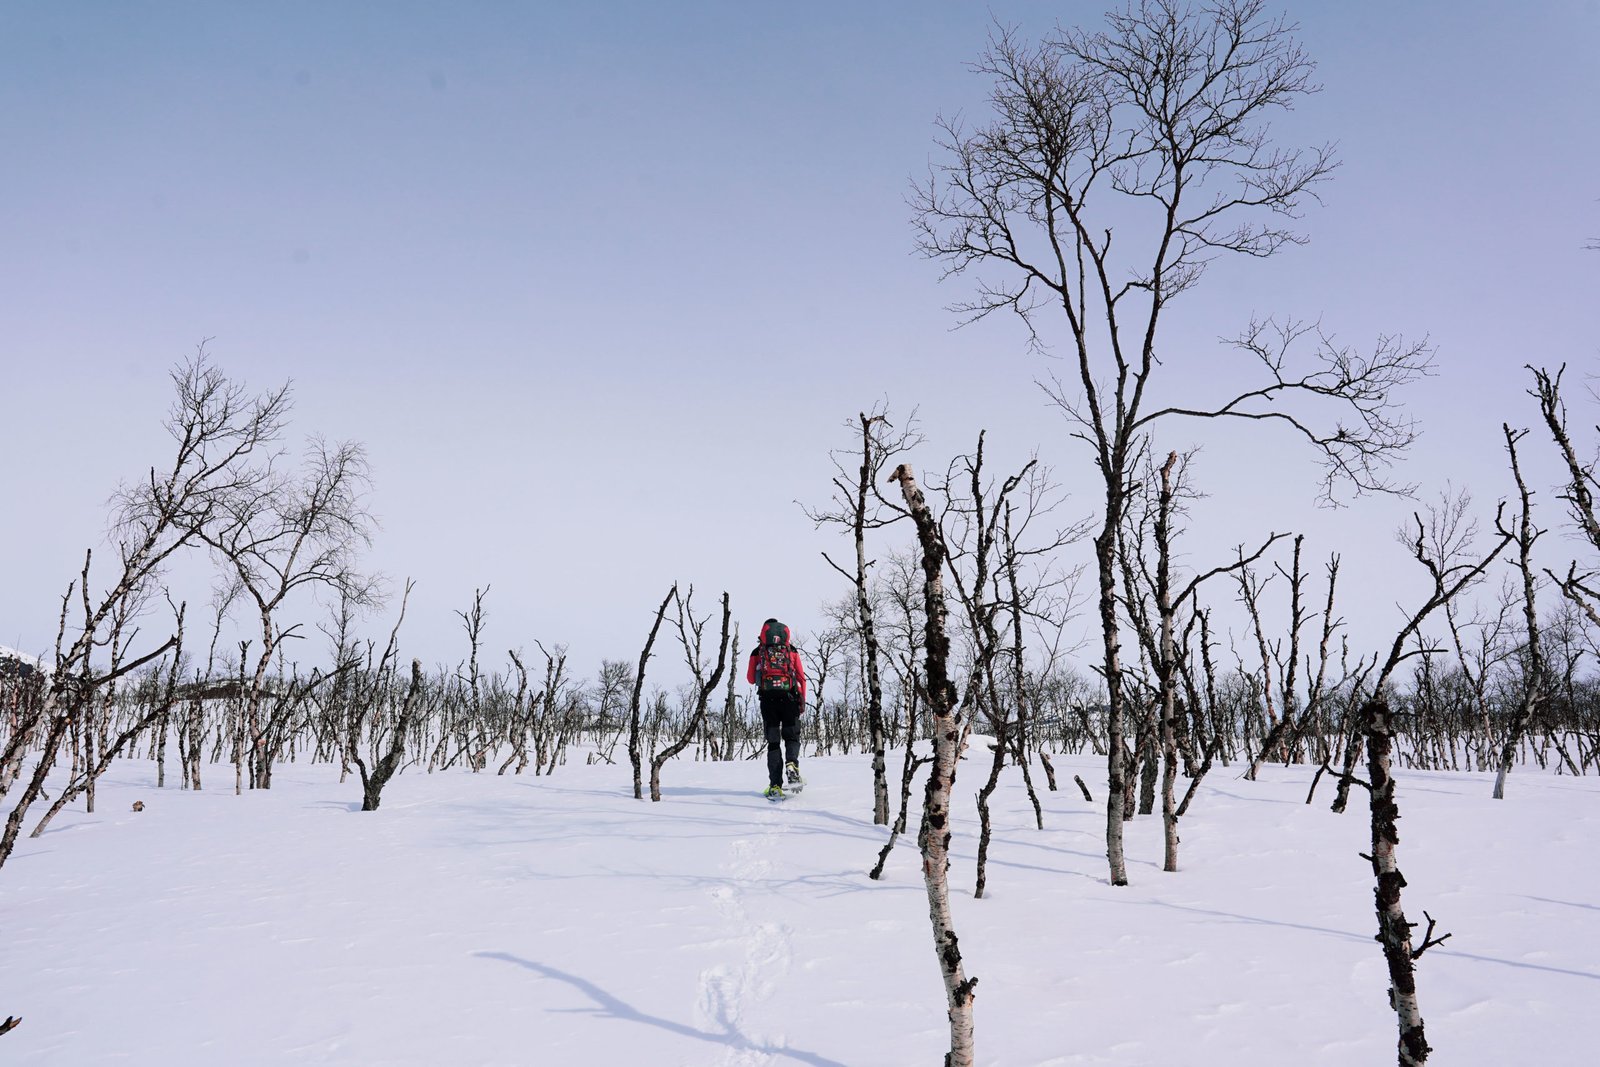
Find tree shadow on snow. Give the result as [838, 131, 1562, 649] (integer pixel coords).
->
[790, 806, 879, 836]
[473, 952, 848, 1067]
[1200, 785, 1301, 806]
[1522, 895, 1600, 913]
[1130, 900, 1600, 983]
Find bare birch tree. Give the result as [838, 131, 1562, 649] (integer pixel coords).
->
[1492, 426, 1547, 798]
[1119, 450, 1281, 870]
[628, 585, 676, 800]
[355, 658, 427, 812]
[915, 0, 1431, 885]
[932, 432, 1080, 897]
[807, 405, 921, 825]
[194, 431, 379, 790]
[648, 588, 731, 801]
[889, 462, 977, 1067]
[345, 580, 425, 811]
[1350, 506, 1513, 1065]
[1, 352, 285, 871]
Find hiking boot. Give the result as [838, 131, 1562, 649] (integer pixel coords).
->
[784, 762, 803, 785]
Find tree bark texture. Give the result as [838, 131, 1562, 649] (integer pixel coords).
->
[1155, 453, 1181, 872]
[1097, 506, 1130, 886]
[891, 463, 977, 1067]
[1494, 425, 1544, 800]
[973, 728, 1007, 899]
[1365, 699, 1432, 1066]
[853, 414, 892, 826]
[358, 659, 424, 811]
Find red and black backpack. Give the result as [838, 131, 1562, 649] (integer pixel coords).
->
[756, 619, 798, 693]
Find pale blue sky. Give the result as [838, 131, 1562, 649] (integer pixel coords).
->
[3, 2, 1597, 674]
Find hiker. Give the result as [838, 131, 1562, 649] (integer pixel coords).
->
[747, 618, 806, 799]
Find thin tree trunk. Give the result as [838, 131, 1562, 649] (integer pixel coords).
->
[852, 415, 892, 825]
[1155, 453, 1181, 871]
[155, 708, 169, 788]
[973, 726, 1007, 898]
[0, 699, 73, 871]
[187, 698, 204, 791]
[1365, 699, 1435, 1065]
[649, 593, 731, 801]
[1096, 495, 1130, 885]
[355, 659, 424, 811]
[1002, 506, 1045, 829]
[1330, 707, 1364, 815]
[627, 586, 676, 801]
[892, 463, 977, 1066]
[1137, 722, 1157, 816]
[869, 700, 928, 880]
[1038, 750, 1059, 791]
[1494, 424, 1545, 800]
[83, 698, 98, 814]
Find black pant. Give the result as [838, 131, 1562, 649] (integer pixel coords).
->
[759, 690, 801, 786]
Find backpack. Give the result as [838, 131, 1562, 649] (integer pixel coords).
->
[756, 620, 798, 693]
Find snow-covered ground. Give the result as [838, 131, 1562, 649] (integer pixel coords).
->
[2, 751, 1594, 1065]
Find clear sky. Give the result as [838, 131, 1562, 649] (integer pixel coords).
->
[2, 1, 1597, 678]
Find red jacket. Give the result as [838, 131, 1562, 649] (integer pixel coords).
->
[747, 646, 807, 707]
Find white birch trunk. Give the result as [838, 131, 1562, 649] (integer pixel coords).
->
[892, 463, 977, 1067]
[1366, 700, 1432, 1065]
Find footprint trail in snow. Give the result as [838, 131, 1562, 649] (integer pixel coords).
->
[694, 804, 796, 1066]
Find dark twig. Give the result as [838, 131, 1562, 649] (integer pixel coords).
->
[1411, 911, 1453, 960]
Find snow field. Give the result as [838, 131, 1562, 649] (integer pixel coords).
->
[1, 752, 1594, 1065]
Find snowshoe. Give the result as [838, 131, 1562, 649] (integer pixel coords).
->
[784, 762, 804, 793]
[763, 785, 786, 802]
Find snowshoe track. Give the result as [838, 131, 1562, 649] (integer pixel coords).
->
[693, 805, 795, 1064]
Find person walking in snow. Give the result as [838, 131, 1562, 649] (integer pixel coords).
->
[747, 618, 806, 799]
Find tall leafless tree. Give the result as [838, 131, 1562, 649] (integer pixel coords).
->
[915, 0, 1431, 885]
[1119, 450, 1281, 869]
[807, 405, 920, 824]
[193, 428, 379, 790]
[1, 353, 285, 871]
[932, 432, 1080, 897]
